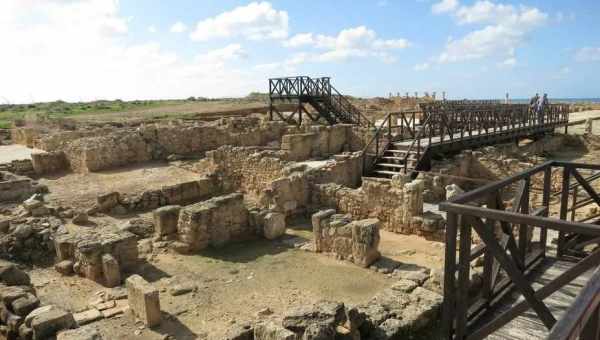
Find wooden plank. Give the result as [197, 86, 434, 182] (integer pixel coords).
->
[456, 216, 473, 340]
[473, 249, 600, 340]
[469, 216, 557, 330]
[573, 168, 600, 207]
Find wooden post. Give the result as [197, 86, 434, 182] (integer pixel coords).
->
[443, 212, 458, 340]
[559, 165, 571, 256]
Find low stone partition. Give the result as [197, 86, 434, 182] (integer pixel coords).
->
[95, 176, 220, 213]
[0, 159, 35, 176]
[173, 193, 251, 253]
[311, 209, 381, 267]
[280, 124, 356, 161]
[54, 229, 138, 287]
[312, 176, 446, 241]
[0, 171, 45, 203]
[30, 151, 68, 175]
[152, 193, 287, 253]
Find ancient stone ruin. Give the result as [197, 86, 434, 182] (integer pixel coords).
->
[0, 100, 590, 340]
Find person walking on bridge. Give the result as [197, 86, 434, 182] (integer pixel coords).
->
[530, 93, 539, 112]
[536, 93, 548, 125]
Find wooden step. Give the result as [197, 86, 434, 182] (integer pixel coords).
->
[380, 156, 409, 161]
[377, 163, 408, 169]
[385, 149, 419, 154]
[373, 170, 403, 176]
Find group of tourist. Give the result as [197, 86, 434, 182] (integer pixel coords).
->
[530, 93, 549, 123]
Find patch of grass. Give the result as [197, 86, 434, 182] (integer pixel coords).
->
[0, 121, 11, 129]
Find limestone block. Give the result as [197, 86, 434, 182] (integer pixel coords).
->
[445, 183, 464, 201]
[311, 209, 336, 252]
[102, 254, 121, 288]
[126, 274, 161, 327]
[97, 192, 120, 212]
[351, 219, 381, 268]
[57, 328, 103, 340]
[263, 212, 286, 240]
[11, 293, 40, 317]
[254, 322, 297, 340]
[30, 306, 76, 340]
[0, 259, 31, 286]
[153, 205, 181, 237]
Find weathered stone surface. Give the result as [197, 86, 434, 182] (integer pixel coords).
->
[263, 212, 286, 240]
[302, 323, 335, 340]
[126, 274, 160, 327]
[351, 219, 381, 267]
[54, 260, 74, 276]
[73, 308, 103, 326]
[169, 283, 197, 296]
[30, 305, 76, 340]
[57, 327, 103, 340]
[283, 301, 345, 333]
[225, 323, 254, 340]
[176, 193, 250, 252]
[0, 260, 31, 286]
[254, 322, 297, 340]
[72, 212, 89, 225]
[153, 205, 181, 237]
[101, 254, 121, 288]
[11, 293, 40, 317]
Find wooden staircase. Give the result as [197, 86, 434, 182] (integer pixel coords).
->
[371, 143, 423, 178]
[268, 76, 371, 127]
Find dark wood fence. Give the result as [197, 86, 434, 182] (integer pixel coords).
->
[440, 161, 600, 340]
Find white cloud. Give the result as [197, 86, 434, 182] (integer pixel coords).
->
[282, 26, 409, 63]
[0, 0, 263, 103]
[432, 0, 459, 14]
[283, 33, 314, 48]
[170, 21, 187, 33]
[436, 1, 547, 63]
[148, 25, 157, 33]
[575, 47, 600, 62]
[414, 63, 430, 71]
[190, 2, 288, 41]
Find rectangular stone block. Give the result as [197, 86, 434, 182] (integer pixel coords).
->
[102, 254, 121, 288]
[126, 274, 160, 327]
[153, 205, 181, 237]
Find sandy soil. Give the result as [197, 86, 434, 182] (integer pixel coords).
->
[39, 161, 202, 209]
[568, 110, 600, 135]
[25, 219, 444, 339]
[0, 144, 43, 163]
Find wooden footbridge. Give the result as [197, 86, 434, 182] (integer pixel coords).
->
[440, 161, 600, 340]
[268, 76, 372, 127]
[363, 101, 570, 178]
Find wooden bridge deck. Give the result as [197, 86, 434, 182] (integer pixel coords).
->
[392, 123, 558, 149]
[484, 257, 594, 340]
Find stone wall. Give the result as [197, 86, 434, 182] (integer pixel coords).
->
[31, 151, 68, 175]
[54, 229, 138, 287]
[11, 127, 39, 147]
[174, 193, 251, 253]
[205, 146, 290, 201]
[95, 177, 220, 213]
[312, 210, 381, 267]
[312, 176, 445, 240]
[280, 124, 359, 161]
[56, 118, 290, 173]
[0, 159, 35, 176]
[0, 172, 44, 203]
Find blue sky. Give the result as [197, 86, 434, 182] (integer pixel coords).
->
[1, 0, 599, 103]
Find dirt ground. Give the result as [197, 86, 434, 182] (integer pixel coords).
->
[26, 221, 443, 339]
[39, 161, 203, 209]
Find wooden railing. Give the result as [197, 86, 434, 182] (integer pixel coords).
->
[361, 110, 422, 172]
[440, 161, 600, 340]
